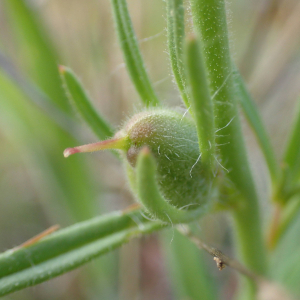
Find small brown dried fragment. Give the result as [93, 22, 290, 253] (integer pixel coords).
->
[214, 256, 226, 271]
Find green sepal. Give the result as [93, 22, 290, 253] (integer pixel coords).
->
[136, 147, 206, 224]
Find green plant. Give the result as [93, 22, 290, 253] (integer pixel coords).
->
[0, 0, 300, 299]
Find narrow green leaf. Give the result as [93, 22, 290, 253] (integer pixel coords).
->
[186, 37, 215, 170]
[273, 195, 300, 246]
[136, 147, 205, 223]
[284, 99, 300, 182]
[166, 0, 190, 109]
[3, 0, 69, 112]
[234, 67, 279, 185]
[59, 65, 114, 140]
[0, 209, 164, 296]
[110, 0, 160, 107]
[271, 208, 300, 297]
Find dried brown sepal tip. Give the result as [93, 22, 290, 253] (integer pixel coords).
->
[140, 146, 151, 156]
[214, 257, 226, 271]
[58, 65, 66, 74]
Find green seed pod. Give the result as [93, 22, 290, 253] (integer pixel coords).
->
[64, 109, 212, 218]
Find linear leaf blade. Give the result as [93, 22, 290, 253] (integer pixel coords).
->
[0, 209, 163, 296]
[59, 66, 114, 140]
[110, 0, 160, 107]
[166, 0, 190, 108]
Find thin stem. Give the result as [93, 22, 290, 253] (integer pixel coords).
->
[110, 0, 160, 107]
[166, 0, 190, 109]
[178, 226, 295, 300]
[178, 225, 259, 281]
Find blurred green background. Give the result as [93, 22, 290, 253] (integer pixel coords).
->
[0, 0, 299, 299]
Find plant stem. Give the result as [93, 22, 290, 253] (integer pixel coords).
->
[190, 0, 268, 295]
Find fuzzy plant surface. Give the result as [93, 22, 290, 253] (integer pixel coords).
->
[0, 0, 300, 299]
[64, 108, 213, 218]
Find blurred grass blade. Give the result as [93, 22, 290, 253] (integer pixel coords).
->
[272, 196, 300, 247]
[3, 0, 70, 112]
[136, 148, 204, 224]
[284, 98, 300, 181]
[110, 0, 160, 107]
[186, 37, 215, 170]
[0, 69, 96, 222]
[234, 67, 279, 185]
[0, 209, 164, 297]
[59, 65, 114, 140]
[271, 208, 300, 297]
[163, 230, 216, 300]
[0, 53, 79, 139]
[166, 0, 190, 109]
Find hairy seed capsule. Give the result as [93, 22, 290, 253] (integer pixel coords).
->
[121, 109, 210, 209]
[64, 109, 211, 210]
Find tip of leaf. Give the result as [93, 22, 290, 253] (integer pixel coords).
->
[58, 65, 66, 74]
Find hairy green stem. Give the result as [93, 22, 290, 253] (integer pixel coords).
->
[190, 0, 268, 296]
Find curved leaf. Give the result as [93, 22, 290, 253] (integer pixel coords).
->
[136, 147, 205, 223]
[59, 65, 114, 140]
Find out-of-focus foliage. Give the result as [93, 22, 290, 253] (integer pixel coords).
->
[0, 0, 299, 299]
